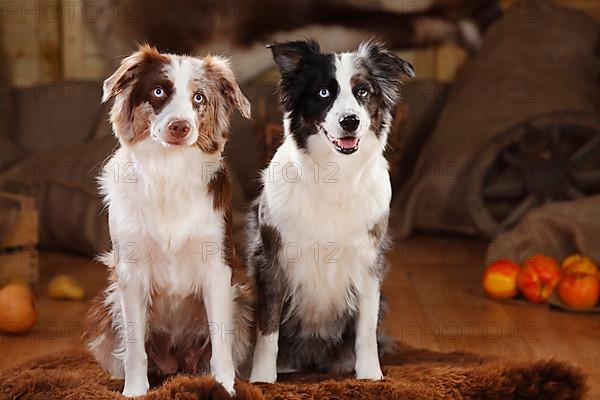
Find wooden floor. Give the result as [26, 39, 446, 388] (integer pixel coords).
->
[1, 236, 598, 398]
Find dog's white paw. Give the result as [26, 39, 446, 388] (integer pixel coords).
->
[249, 361, 277, 383]
[122, 375, 149, 397]
[355, 358, 383, 381]
[215, 372, 236, 396]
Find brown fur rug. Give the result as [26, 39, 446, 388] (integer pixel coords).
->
[0, 342, 587, 400]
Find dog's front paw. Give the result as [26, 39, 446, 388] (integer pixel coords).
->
[355, 358, 383, 381]
[214, 372, 236, 396]
[249, 361, 277, 383]
[122, 375, 150, 397]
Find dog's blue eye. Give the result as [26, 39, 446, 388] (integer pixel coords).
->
[319, 88, 330, 98]
[152, 87, 165, 98]
[193, 93, 204, 104]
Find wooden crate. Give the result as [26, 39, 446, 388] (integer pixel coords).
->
[0, 192, 38, 249]
[0, 247, 39, 286]
[0, 192, 39, 284]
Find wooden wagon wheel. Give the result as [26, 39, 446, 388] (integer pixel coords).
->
[467, 112, 600, 238]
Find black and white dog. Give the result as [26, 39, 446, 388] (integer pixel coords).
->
[247, 40, 414, 382]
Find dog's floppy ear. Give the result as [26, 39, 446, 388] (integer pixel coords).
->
[225, 76, 252, 120]
[358, 40, 415, 107]
[204, 56, 251, 119]
[266, 40, 322, 75]
[102, 44, 163, 103]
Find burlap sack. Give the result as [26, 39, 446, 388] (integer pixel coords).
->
[486, 195, 600, 265]
[394, 80, 451, 192]
[394, 0, 599, 236]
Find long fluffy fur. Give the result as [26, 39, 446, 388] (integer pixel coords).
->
[247, 40, 413, 382]
[83, 45, 253, 397]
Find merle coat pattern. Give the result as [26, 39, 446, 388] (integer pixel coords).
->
[247, 40, 414, 383]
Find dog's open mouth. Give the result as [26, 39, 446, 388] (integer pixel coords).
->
[326, 132, 360, 155]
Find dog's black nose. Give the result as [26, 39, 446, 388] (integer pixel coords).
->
[168, 120, 191, 138]
[339, 115, 360, 132]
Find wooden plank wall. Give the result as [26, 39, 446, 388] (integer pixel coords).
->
[1, 0, 598, 86]
[0, 0, 105, 85]
[1, 0, 62, 85]
[60, 0, 106, 80]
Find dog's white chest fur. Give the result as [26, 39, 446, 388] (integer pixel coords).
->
[263, 138, 391, 332]
[100, 141, 223, 296]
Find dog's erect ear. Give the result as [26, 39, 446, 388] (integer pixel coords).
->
[266, 40, 322, 75]
[102, 44, 163, 103]
[360, 40, 415, 79]
[358, 40, 415, 107]
[204, 56, 251, 119]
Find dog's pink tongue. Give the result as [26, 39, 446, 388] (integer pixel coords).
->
[338, 137, 358, 148]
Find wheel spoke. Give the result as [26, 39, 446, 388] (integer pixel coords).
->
[571, 170, 600, 188]
[569, 134, 600, 166]
[499, 195, 538, 230]
[565, 185, 584, 199]
[549, 126, 562, 159]
[482, 181, 526, 200]
[502, 151, 527, 171]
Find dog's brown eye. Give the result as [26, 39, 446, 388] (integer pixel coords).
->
[152, 87, 165, 98]
[356, 88, 369, 98]
[193, 93, 204, 104]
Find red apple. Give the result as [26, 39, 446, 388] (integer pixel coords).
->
[561, 254, 598, 276]
[517, 254, 561, 303]
[482, 259, 521, 300]
[558, 274, 599, 309]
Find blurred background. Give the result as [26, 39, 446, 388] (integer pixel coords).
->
[0, 0, 599, 395]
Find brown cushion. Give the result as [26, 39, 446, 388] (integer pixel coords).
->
[0, 135, 116, 256]
[11, 81, 103, 154]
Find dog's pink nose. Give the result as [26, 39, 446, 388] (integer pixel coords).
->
[168, 120, 191, 138]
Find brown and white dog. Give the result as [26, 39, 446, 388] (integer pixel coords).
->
[83, 45, 253, 397]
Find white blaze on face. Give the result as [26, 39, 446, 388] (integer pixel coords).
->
[152, 57, 200, 146]
[322, 53, 371, 141]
